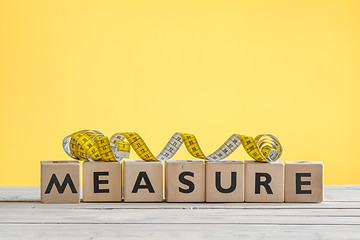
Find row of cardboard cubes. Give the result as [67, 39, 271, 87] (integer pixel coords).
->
[41, 160, 324, 203]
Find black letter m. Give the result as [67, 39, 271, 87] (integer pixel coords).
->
[45, 174, 77, 194]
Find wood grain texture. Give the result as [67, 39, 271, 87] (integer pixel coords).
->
[165, 160, 206, 202]
[206, 161, 244, 202]
[40, 161, 80, 203]
[285, 161, 324, 202]
[244, 160, 284, 202]
[123, 160, 163, 202]
[0, 224, 359, 240]
[82, 161, 122, 202]
[0, 186, 359, 239]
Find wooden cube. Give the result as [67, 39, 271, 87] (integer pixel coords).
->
[245, 160, 284, 202]
[285, 161, 324, 203]
[82, 161, 122, 202]
[123, 160, 163, 202]
[41, 161, 80, 204]
[206, 161, 244, 202]
[165, 160, 205, 202]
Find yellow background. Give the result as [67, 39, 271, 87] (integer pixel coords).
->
[0, 0, 359, 186]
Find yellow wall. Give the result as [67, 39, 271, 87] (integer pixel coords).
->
[0, 0, 359, 186]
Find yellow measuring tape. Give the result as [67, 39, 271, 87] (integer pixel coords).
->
[62, 130, 283, 163]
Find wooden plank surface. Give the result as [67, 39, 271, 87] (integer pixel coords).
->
[0, 186, 359, 239]
[0, 224, 360, 240]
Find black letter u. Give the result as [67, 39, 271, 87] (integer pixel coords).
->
[215, 172, 237, 193]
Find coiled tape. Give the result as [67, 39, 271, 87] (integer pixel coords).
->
[63, 130, 283, 163]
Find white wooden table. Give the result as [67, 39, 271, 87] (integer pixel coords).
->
[0, 185, 359, 239]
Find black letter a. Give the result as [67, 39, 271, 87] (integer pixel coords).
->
[132, 172, 155, 193]
[45, 174, 77, 194]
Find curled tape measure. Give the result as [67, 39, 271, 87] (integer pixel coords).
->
[63, 130, 283, 163]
